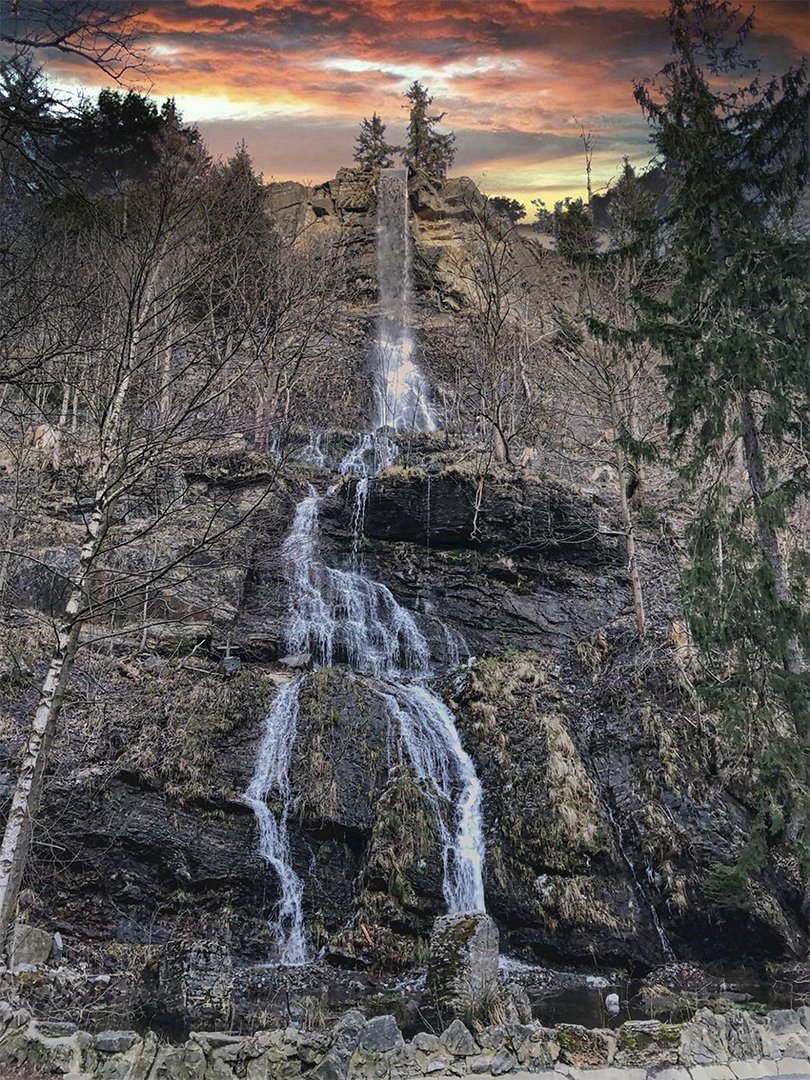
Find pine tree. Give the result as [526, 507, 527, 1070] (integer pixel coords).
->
[402, 81, 455, 177]
[353, 112, 400, 169]
[635, 0, 809, 874]
[486, 196, 526, 223]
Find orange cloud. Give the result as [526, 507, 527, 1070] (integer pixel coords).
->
[39, 0, 808, 206]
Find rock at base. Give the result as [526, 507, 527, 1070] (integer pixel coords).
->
[424, 912, 499, 1020]
[157, 940, 233, 1031]
[8, 923, 53, 968]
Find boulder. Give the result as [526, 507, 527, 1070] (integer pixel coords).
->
[725, 1010, 763, 1061]
[555, 1023, 615, 1067]
[357, 1015, 403, 1053]
[158, 940, 233, 1030]
[679, 1009, 729, 1066]
[440, 1018, 478, 1056]
[489, 1047, 516, 1075]
[615, 1019, 680, 1066]
[95, 1030, 140, 1054]
[310, 1010, 365, 1080]
[424, 912, 499, 1018]
[8, 923, 53, 968]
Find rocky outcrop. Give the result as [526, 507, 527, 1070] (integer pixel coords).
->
[1, 445, 806, 972]
[0, 161, 806, 989]
[0, 999, 807, 1079]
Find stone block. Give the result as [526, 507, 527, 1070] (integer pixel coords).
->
[158, 940, 233, 1029]
[469, 1055, 493, 1073]
[680, 1010, 729, 1066]
[95, 1031, 140, 1054]
[763, 1030, 810, 1062]
[441, 1019, 478, 1057]
[8, 923, 53, 967]
[726, 1011, 764, 1061]
[489, 1048, 516, 1075]
[775, 1057, 810, 1075]
[413, 1049, 453, 1074]
[358, 1016, 404, 1053]
[687, 1066, 738, 1080]
[614, 1019, 680, 1066]
[728, 1061, 774, 1078]
[413, 1033, 440, 1053]
[425, 912, 499, 1019]
[769, 1012, 803, 1036]
[555, 1024, 614, 1068]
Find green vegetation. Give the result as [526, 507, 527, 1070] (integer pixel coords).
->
[353, 112, 401, 170]
[633, 0, 809, 875]
[402, 80, 456, 177]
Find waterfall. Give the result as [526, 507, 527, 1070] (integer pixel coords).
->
[374, 168, 435, 433]
[243, 679, 308, 966]
[299, 432, 326, 467]
[244, 173, 485, 966]
[282, 486, 431, 677]
[245, 472, 486, 961]
[382, 683, 485, 912]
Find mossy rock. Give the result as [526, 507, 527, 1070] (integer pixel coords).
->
[555, 1024, 614, 1067]
[615, 1020, 681, 1065]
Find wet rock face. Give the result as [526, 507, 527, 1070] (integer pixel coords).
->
[364, 468, 621, 566]
[3, 451, 807, 971]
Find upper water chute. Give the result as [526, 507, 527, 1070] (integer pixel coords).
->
[374, 168, 436, 434]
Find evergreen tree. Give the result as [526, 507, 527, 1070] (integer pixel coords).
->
[402, 81, 455, 177]
[53, 90, 203, 193]
[353, 112, 400, 169]
[532, 196, 596, 259]
[0, 54, 59, 197]
[635, 0, 809, 869]
[486, 196, 526, 223]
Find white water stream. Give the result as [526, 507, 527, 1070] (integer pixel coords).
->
[374, 168, 435, 433]
[242, 679, 308, 966]
[244, 169, 484, 965]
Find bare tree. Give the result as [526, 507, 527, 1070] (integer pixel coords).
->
[432, 186, 552, 464]
[1, 2, 142, 82]
[548, 164, 668, 637]
[0, 123, 281, 943]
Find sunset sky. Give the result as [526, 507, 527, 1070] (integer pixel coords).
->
[25, 0, 810, 207]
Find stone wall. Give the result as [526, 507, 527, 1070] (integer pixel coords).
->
[0, 1000, 808, 1079]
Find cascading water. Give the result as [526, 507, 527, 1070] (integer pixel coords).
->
[284, 477, 485, 907]
[243, 679, 308, 966]
[244, 170, 485, 966]
[375, 168, 435, 433]
[382, 684, 485, 913]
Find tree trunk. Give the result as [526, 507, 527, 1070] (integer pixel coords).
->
[52, 383, 70, 471]
[618, 452, 646, 637]
[0, 300, 144, 950]
[0, 505, 108, 946]
[610, 390, 645, 637]
[493, 424, 509, 464]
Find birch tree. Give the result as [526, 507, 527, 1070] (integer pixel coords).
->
[0, 119, 273, 943]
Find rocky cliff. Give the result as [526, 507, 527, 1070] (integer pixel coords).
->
[0, 171, 806, 999]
